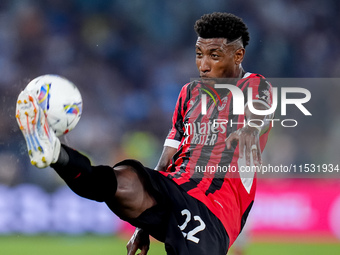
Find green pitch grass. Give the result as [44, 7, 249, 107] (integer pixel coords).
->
[0, 235, 165, 255]
[0, 235, 339, 255]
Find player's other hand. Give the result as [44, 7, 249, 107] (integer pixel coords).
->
[225, 125, 262, 166]
[127, 227, 150, 255]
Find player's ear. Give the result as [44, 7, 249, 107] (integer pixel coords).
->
[234, 48, 245, 65]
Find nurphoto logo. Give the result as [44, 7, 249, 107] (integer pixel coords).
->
[200, 83, 312, 128]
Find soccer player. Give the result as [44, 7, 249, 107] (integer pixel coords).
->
[16, 12, 273, 255]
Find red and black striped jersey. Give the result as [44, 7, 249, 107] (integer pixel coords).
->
[160, 73, 273, 246]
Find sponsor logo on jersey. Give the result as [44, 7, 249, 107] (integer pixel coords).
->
[183, 120, 226, 146]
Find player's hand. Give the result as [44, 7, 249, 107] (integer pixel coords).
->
[225, 125, 262, 166]
[127, 227, 150, 255]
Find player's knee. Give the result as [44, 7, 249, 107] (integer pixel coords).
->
[113, 165, 156, 218]
[114, 165, 145, 199]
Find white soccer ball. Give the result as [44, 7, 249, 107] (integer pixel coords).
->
[25, 74, 83, 136]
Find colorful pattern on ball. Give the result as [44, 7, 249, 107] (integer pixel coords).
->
[64, 102, 82, 115]
[37, 83, 51, 112]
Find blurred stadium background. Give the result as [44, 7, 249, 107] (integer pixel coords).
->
[1, 0, 340, 254]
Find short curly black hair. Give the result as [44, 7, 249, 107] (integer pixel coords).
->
[194, 12, 250, 48]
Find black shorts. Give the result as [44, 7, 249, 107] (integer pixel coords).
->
[113, 160, 229, 255]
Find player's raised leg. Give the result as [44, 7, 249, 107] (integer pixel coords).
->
[16, 89, 156, 219]
[50, 143, 156, 218]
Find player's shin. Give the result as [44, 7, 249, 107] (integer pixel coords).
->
[51, 144, 117, 202]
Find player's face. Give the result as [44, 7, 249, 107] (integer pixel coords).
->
[195, 37, 244, 79]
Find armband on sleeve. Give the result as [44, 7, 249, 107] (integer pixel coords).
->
[164, 139, 180, 149]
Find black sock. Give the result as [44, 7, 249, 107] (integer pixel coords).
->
[52, 144, 92, 179]
[51, 144, 117, 202]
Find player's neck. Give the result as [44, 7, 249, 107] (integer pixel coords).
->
[237, 66, 246, 78]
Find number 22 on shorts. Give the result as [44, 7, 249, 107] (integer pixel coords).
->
[178, 209, 206, 243]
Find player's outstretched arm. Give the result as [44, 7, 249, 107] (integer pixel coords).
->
[226, 124, 261, 166]
[154, 146, 177, 171]
[225, 102, 269, 166]
[127, 227, 150, 255]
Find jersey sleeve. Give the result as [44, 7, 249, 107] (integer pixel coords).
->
[244, 74, 273, 110]
[164, 84, 189, 149]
